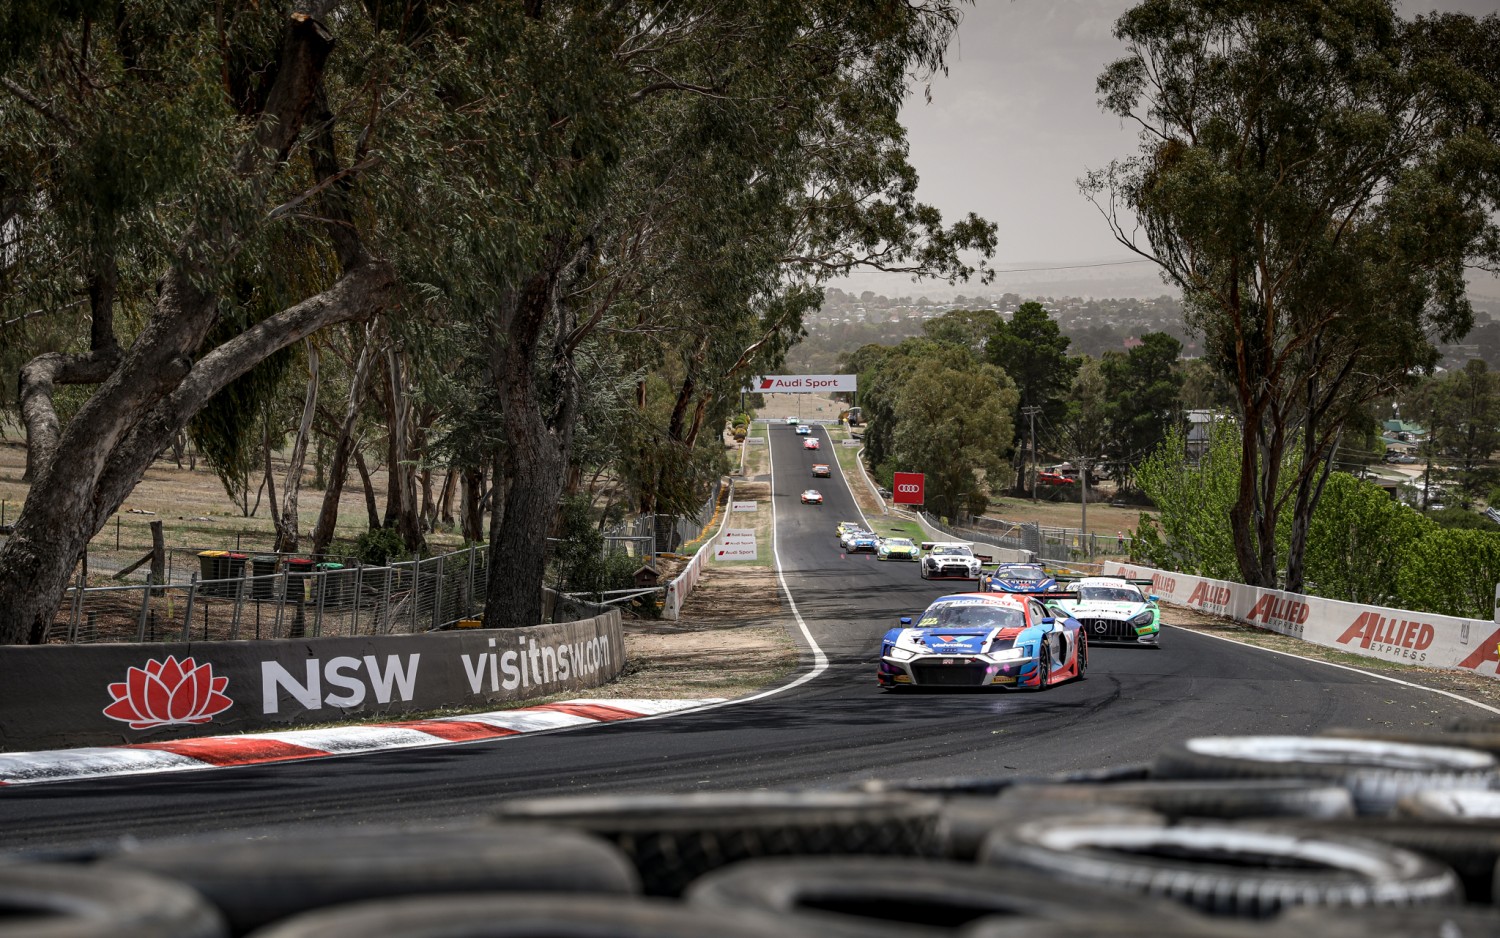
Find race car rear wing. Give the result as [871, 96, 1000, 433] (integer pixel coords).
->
[1054, 575, 1156, 588]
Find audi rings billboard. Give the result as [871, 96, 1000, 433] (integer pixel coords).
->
[893, 472, 925, 506]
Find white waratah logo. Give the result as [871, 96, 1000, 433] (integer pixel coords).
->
[896, 484, 920, 493]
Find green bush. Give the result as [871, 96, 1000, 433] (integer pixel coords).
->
[354, 526, 408, 566]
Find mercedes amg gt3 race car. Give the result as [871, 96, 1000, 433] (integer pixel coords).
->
[919, 542, 982, 580]
[1047, 576, 1161, 646]
[835, 521, 863, 539]
[878, 592, 1086, 690]
[876, 537, 920, 561]
[980, 562, 1057, 594]
[841, 529, 879, 553]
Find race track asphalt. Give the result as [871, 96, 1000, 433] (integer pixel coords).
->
[0, 421, 1487, 852]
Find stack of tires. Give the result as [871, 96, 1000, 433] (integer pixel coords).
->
[8, 727, 1500, 936]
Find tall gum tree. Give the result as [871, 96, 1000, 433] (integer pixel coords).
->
[1084, 0, 1500, 592]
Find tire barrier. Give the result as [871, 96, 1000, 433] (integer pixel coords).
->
[1152, 735, 1500, 815]
[978, 817, 1461, 917]
[491, 791, 944, 897]
[18, 730, 1500, 936]
[94, 825, 639, 935]
[0, 862, 227, 938]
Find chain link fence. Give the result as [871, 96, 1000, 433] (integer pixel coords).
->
[919, 513, 1133, 566]
[47, 546, 492, 645]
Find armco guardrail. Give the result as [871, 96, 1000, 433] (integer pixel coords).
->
[0, 609, 624, 750]
[663, 483, 734, 620]
[1103, 560, 1500, 678]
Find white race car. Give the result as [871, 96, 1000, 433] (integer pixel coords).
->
[919, 542, 982, 580]
[1047, 576, 1161, 646]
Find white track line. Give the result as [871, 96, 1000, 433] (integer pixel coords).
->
[1182, 624, 1500, 715]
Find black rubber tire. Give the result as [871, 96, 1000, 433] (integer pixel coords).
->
[491, 790, 943, 896]
[245, 894, 817, 938]
[97, 824, 638, 935]
[1239, 816, 1500, 904]
[1324, 726, 1500, 758]
[1075, 635, 1088, 680]
[962, 916, 1284, 938]
[1399, 789, 1500, 820]
[1152, 735, 1499, 815]
[921, 564, 930, 579]
[0, 863, 226, 938]
[1032, 644, 1051, 691]
[977, 817, 1461, 918]
[1271, 903, 1500, 938]
[936, 797, 1164, 861]
[684, 856, 1203, 937]
[995, 779, 1356, 821]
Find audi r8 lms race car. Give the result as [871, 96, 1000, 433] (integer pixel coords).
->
[1046, 576, 1161, 646]
[841, 529, 879, 553]
[980, 562, 1057, 594]
[919, 542, 982, 580]
[803, 438, 820, 450]
[801, 489, 824, 505]
[811, 463, 831, 478]
[876, 537, 920, 561]
[796, 424, 812, 435]
[878, 592, 1086, 690]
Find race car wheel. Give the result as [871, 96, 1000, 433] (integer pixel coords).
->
[684, 856, 1197, 936]
[920, 564, 929, 579]
[1076, 636, 1088, 680]
[995, 779, 1355, 822]
[1033, 646, 1051, 691]
[979, 818, 1460, 918]
[491, 790, 944, 896]
[0, 863, 226, 938]
[1151, 736, 1500, 815]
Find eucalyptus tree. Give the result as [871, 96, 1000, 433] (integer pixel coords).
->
[1100, 331, 1184, 491]
[1085, 0, 1500, 593]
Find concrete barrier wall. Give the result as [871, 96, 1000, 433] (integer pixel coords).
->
[0, 611, 624, 751]
[1101, 562, 1500, 678]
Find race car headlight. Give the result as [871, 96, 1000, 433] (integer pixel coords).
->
[989, 647, 1027, 662]
[1130, 610, 1156, 626]
[887, 647, 918, 661]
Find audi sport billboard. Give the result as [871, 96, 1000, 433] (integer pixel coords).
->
[893, 472, 925, 505]
[750, 374, 857, 394]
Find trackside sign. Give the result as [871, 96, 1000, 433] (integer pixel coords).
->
[750, 375, 857, 394]
[893, 472, 925, 506]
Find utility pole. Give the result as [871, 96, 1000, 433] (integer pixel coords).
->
[1079, 455, 1089, 557]
[1022, 406, 1041, 502]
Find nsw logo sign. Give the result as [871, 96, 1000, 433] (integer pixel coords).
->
[103, 656, 232, 729]
[893, 472, 925, 506]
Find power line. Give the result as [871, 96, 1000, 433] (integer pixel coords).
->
[990, 259, 1155, 274]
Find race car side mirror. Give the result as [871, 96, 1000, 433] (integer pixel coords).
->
[1041, 617, 1054, 625]
[899, 617, 912, 625]
[1149, 594, 1160, 603]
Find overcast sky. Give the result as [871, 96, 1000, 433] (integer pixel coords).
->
[832, 0, 1500, 300]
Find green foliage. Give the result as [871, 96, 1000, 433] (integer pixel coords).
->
[1133, 422, 1250, 580]
[354, 526, 407, 567]
[1395, 529, 1500, 620]
[1303, 473, 1432, 604]
[985, 301, 1077, 424]
[1426, 507, 1496, 531]
[1101, 332, 1184, 490]
[890, 361, 1018, 518]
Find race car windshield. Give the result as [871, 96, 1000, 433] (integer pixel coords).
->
[923, 603, 1024, 630]
[934, 547, 972, 557]
[998, 566, 1045, 581]
[886, 539, 914, 547]
[1079, 586, 1142, 603]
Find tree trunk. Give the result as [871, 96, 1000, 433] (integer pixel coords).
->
[380, 348, 425, 552]
[311, 322, 378, 555]
[354, 450, 382, 530]
[438, 467, 457, 527]
[461, 467, 486, 543]
[263, 420, 281, 536]
[275, 340, 320, 553]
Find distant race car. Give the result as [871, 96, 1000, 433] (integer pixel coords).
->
[835, 521, 863, 540]
[1047, 576, 1161, 646]
[801, 489, 824, 505]
[981, 562, 1057, 594]
[785, 416, 800, 425]
[877, 537, 920, 561]
[842, 529, 879, 553]
[803, 438, 820, 450]
[920, 542, 982, 580]
[796, 424, 812, 436]
[812, 464, 831, 478]
[878, 592, 1086, 690]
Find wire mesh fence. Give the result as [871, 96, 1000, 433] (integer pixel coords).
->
[919, 513, 1134, 566]
[46, 546, 492, 645]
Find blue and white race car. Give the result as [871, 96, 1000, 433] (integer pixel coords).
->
[841, 529, 879, 553]
[981, 562, 1057, 595]
[796, 424, 812, 436]
[878, 592, 1086, 690]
